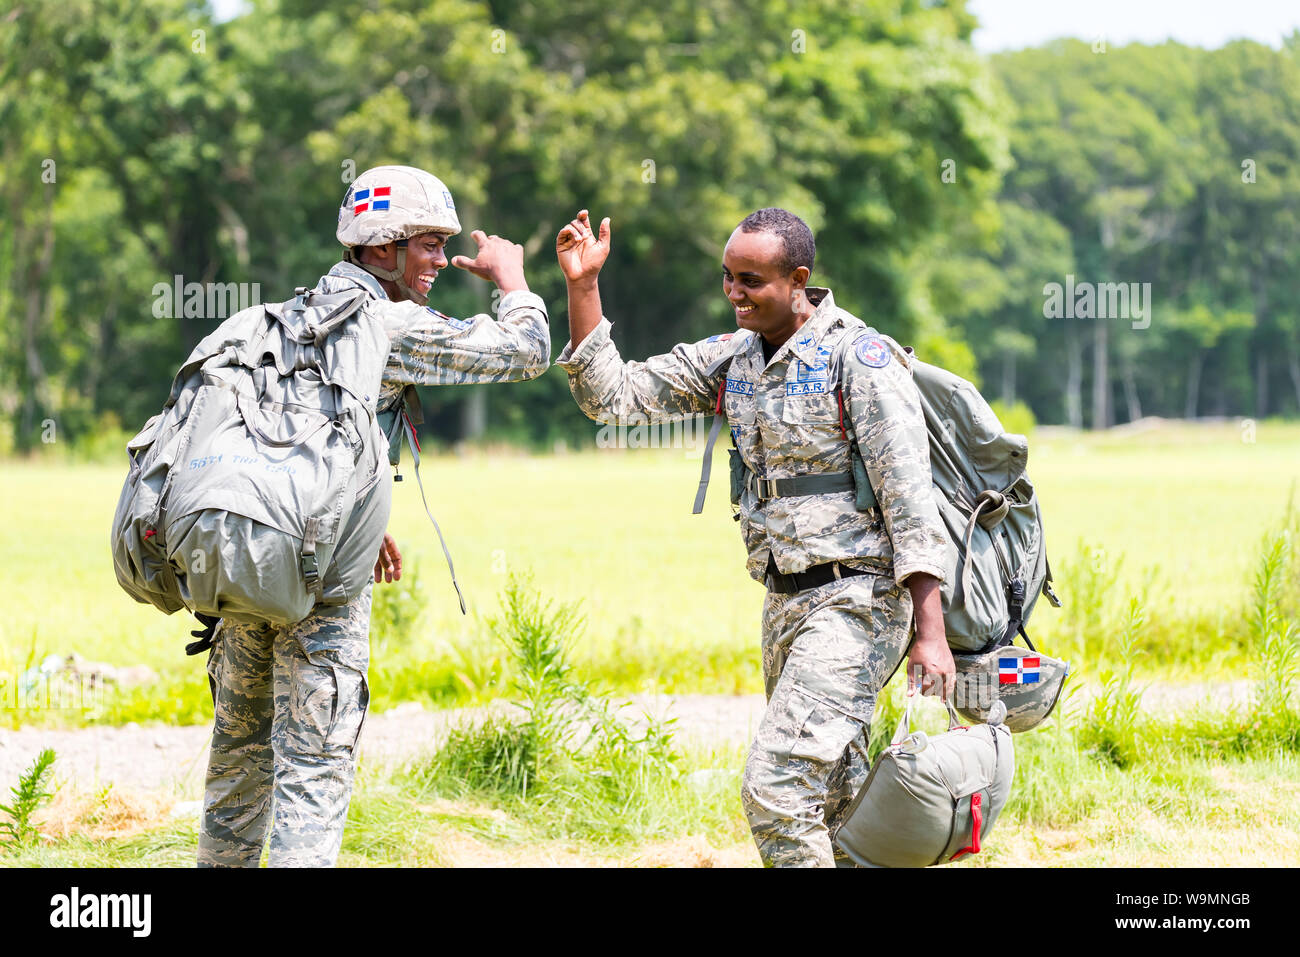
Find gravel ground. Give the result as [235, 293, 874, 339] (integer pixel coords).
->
[0, 681, 1262, 797]
[0, 694, 769, 798]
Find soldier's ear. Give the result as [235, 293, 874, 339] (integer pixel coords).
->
[790, 266, 811, 289]
[360, 242, 398, 269]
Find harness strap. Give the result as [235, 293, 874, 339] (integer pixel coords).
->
[301, 516, 323, 602]
[747, 471, 856, 501]
[691, 380, 728, 515]
[959, 489, 1011, 602]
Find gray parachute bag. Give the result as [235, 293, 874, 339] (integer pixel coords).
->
[834, 697, 1014, 868]
[110, 286, 393, 636]
[911, 358, 1060, 654]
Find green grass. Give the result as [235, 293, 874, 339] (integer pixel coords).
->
[2, 420, 1298, 727]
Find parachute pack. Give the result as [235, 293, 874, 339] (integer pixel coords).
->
[110, 286, 394, 648]
[833, 696, 1015, 867]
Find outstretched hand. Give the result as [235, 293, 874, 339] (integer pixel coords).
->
[556, 210, 611, 284]
[451, 229, 528, 293]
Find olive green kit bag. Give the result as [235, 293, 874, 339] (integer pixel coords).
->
[834, 696, 1015, 867]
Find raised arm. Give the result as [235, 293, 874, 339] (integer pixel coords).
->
[554, 210, 732, 423]
[380, 229, 550, 389]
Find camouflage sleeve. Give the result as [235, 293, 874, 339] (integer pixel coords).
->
[554, 317, 734, 423]
[843, 332, 950, 586]
[378, 290, 550, 389]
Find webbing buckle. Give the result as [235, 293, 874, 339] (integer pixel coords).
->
[753, 477, 779, 500]
[301, 553, 320, 588]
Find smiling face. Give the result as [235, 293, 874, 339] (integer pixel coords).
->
[359, 232, 449, 300]
[402, 233, 449, 298]
[722, 227, 813, 346]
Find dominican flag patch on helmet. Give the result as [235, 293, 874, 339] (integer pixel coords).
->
[999, 657, 1041, 684]
[353, 186, 391, 215]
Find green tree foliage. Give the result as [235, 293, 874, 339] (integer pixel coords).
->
[0, 0, 1004, 449]
[951, 38, 1300, 426]
[3, 3, 1296, 449]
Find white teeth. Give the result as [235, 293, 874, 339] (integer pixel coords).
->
[737, 305, 755, 313]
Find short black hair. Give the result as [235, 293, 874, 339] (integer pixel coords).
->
[737, 207, 815, 276]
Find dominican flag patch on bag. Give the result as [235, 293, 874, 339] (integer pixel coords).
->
[999, 657, 1041, 684]
[353, 186, 391, 215]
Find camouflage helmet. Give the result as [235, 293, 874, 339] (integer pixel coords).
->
[336, 165, 462, 305]
[952, 643, 1070, 733]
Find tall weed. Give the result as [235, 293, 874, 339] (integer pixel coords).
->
[1079, 597, 1148, 767]
[0, 748, 57, 847]
[410, 576, 678, 806]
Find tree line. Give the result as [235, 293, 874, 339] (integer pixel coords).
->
[2, 0, 1296, 454]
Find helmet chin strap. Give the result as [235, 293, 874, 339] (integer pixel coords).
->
[345, 242, 428, 305]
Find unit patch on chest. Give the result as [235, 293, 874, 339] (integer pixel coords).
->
[429, 306, 472, 330]
[788, 344, 832, 395]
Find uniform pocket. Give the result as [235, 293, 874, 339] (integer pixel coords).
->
[757, 686, 864, 766]
[780, 390, 839, 426]
[324, 665, 369, 757]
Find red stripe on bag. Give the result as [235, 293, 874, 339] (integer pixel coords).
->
[950, 792, 983, 860]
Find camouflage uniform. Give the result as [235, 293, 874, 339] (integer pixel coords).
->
[198, 261, 549, 868]
[557, 287, 948, 867]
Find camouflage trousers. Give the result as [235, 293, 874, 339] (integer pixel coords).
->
[197, 587, 372, 868]
[740, 573, 912, 867]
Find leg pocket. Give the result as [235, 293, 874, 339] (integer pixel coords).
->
[787, 692, 865, 765]
[323, 664, 368, 757]
[756, 687, 864, 767]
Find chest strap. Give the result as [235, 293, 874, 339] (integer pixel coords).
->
[747, 471, 855, 502]
[693, 378, 858, 511]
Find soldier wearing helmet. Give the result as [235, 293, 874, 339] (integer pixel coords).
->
[197, 165, 550, 868]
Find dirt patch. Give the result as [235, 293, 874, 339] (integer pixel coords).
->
[34, 786, 176, 843]
[0, 684, 1285, 810]
[628, 836, 757, 868]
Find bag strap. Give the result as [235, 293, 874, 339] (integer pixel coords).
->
[692, 380, 728, 514]
[949, 792, 984, 860]
[399, 416, 467, 616]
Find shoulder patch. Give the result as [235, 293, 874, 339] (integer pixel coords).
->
[706, 333, 734, 343]
[854, 334, 891, 369]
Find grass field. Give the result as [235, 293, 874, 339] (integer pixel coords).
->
[1, 419, 1296, 726]
[1, 417, 1298, 866]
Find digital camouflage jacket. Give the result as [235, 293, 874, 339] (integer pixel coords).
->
[557, 287, 949, 587]
[315, 260, 551, 408]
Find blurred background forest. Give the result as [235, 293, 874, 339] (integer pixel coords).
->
[3, 0, 1299, 453]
